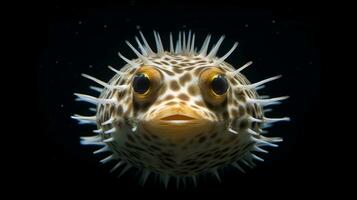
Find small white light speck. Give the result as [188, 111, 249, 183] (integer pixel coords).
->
[55, 61, 59, 64]
[104, 25, 107, 28]
[272, 20, 276, 23]
[245, 24, 249, 27]
[60, 104, 64, 108]
[78, 21, 82, 25]
[136, 25, 141, 30]
[89, 65, 93, 68]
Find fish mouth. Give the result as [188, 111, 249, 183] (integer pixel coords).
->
[159, 114, 197, 124]
[140, 104, 214, 142]
[151, 104, 202, 125]
[160, 114, 196, 121]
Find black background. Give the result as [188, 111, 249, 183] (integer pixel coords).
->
[32, 1, 320, 197]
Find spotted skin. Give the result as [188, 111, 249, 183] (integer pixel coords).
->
[73, 32, 289, 186]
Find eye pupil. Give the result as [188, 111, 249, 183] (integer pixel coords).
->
[211, 75, 228, 95]
[133, 73, 150, 94]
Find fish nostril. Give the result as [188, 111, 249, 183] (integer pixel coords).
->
[160, 114, 196, 121]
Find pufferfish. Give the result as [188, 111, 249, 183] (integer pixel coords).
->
[72, 31, 289, 187]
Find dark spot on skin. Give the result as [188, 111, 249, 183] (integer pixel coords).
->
[133, 100, 151, 113]
[191, 105, 200, 110]
[197, 152, 205, 157]
[149, 108, 158, 115]
[127, 134, 136, 143]
[164, 95, 174, 101]
[223, 137, 234, 145]
[222, 111, 229, 120]
[179, 73, 192, 86]
[165, 101, 176, 106]
[154, 100, 162, 106]
[149, 145, 161, 152]
[170, 61, 177, 64]
[229, 149, 239, 157]
[210, 132, 218, 138]
[231, 109, 239, 117]
[161, 61, 170, 65]
[195, 101, 205, 107]
[170, 81, 180, 91]
[179, 101, 188, 105]
[228, 77, 238, 85]
[173, 67, 184, 74]
[205, 97, 228, 111]
[129, 68, 137, 74]
[124, 142, 146, 152]
[109, 105, 114, 116]
[160, 68, 175, 76]
[183, 66, 195, 71]
[195, 61, 207, 64]
[202, 153, 213, 159]
[188, 165, 201, 171]
[142, 133, 152, 141]
[208, 112, 216, 119]
[251, 122, 257, 129]
[246, 104, 254, 115]
[212, 152, 223, 159]
[178, 93, 189, 101]
[161, 161, 174, 168]
[221, 146, 230, 153]
[194, 67, 204, 76]
[117, 90, 126, 99]
[234, 90, 246, 102]
[211, 161, 226, 168]
[118, 78, 126, 85]
[184, 160, 198, 166]
[117, 105, 123, 115]
[233, 100, 238, 106]
[239, 118, 250, 129]
[161, 152, 173, 158]
[239, 105, 246, 116]
[241, 142, 254, 152]
[198, 136, 207, 143]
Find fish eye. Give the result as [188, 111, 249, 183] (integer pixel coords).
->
[210, 74, 228, 95]
[133, 73, 150, 94]
[199, 68, 229, 106]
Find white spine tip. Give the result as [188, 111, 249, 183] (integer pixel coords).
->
[228, 128, 239, 134]
[103, 137, 115, 143]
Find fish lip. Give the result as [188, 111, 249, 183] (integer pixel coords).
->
[160, 114, 196, 121]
